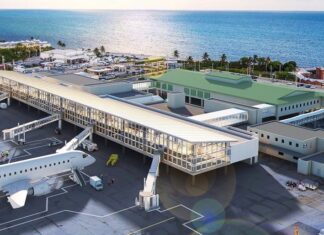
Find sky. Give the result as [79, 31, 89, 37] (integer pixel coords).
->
[1, 0, 324, 11]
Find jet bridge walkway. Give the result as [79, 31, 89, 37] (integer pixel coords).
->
[56, 127, 93, 153]
[281, 109, 324, 126]
[0, 92, 8, 103]
[137, 152, 161, 211]
[2, 114, 61, 141]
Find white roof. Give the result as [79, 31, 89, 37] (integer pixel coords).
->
[0, 71, 239, 143]
[190, 108, 247, 122]
[253, 103, 275, 109]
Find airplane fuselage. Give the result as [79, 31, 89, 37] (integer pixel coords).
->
[0, 150, 95, 189]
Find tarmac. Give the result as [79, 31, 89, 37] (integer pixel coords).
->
[0, 101, 323, 235]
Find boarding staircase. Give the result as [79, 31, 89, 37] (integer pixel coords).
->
[71, 169, 86, 187]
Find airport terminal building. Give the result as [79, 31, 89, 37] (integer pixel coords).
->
[0, 71, 258, 176]
[150, 70, 324, 124]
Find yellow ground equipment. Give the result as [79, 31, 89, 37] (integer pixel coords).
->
[106, 154, 119, 166]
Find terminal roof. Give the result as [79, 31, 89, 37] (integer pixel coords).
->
[0, 71, 243, 143]
[151, 69, 320, 105]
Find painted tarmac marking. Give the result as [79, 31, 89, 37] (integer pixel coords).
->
[127, 217, 176, 235]
[0, 170, 204, 235]
[157, 204, 204, 235]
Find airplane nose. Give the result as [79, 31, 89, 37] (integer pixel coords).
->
[89, 155, 96, 165]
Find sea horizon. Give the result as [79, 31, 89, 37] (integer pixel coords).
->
[1, 10, 324, 67]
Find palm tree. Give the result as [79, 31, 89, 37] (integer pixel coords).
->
[265, 57, 271, 72]
[187, 56, 194, 64]
[220, 54, 227, 67]
[202, 52, 210, 62]
[252, 55, 258, 71]
[93, 47, 100, 57]
[247, 57, 253, 74]
[57, 40, 66, 48]
[173, 50, 179, 59]
[100, 45, 105, 55]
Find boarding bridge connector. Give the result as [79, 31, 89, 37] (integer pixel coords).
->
[2, 114, 61, 141]
[136, 149, 162, 212]
[56, 126, 93, 153]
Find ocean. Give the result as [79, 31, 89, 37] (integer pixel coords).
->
[0, 10, 323, 67]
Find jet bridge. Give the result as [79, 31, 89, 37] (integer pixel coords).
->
[280, 109, 324, 126]
[2, 114, 61, 141]
[0, 92, 9, 103]
[56, 127, 93, 153]
[137, 152, 161, 211]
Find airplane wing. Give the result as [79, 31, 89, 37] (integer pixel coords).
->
[2, 180, 30, 209]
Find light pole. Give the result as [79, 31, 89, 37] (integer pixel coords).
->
[2, 56, 5, 70]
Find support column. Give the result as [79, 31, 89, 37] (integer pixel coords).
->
[7, 97, 10, 106]
[89, 133, 93, 142]
[166, 164, 170, 174]
[191, 175, 196, 186]
[58, 119, 62, 130]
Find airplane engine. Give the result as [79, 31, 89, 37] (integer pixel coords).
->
[30, 177, 64, 196]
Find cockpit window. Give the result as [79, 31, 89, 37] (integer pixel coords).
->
[82, 154, 88, 158]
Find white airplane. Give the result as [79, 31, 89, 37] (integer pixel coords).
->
[0, 150, 95, 209]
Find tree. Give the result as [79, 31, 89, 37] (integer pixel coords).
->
[269, 61, 282, 72]
[57, 40, 66, 48]
[187, 56, 194, 64]
[220, 54, 227, 66]
[173, 50, 179, 58]
[283, 61, 297, 72]
[265, 57, 271, 72]
[93, 47, 100, 57]
[202, 52, 210, 62]
[252, 54, 258, 71]
[100, 45, 105, 55]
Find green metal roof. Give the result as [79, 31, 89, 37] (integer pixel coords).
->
[150, 69, 319, 105]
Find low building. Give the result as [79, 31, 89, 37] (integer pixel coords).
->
[248, 121, 324, 163]
[316, 67, 324, 80]
[150, 69, 324, 123]
[40, 49, 91, 64]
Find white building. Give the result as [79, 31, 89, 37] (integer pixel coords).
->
[40, 49, 92, 64]
[248, 121, 324, 163]
[0, 71, 259, 176]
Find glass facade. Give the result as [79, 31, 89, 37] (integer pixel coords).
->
[0, 76, 231, 175]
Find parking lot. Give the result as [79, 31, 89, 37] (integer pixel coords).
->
[0, 101, 323, 235]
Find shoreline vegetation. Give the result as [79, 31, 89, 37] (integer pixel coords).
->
[0, 44, 53, 63]
[173, 50, 298, 81]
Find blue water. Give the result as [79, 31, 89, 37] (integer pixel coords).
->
[0, 10, 324, 67]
